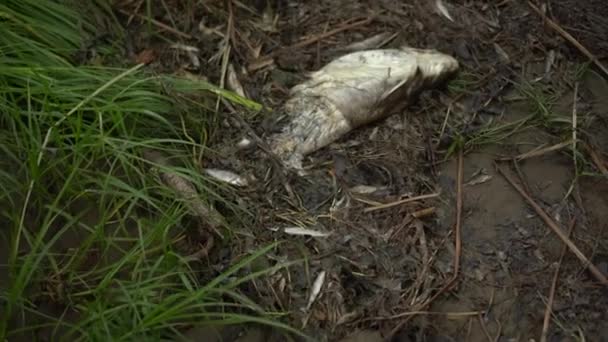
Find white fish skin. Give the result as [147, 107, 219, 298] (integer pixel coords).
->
[203, 168, 248, 186]
[269, 47, 459, 169]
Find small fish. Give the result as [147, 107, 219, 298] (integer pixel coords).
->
[203, 168, 248, 186]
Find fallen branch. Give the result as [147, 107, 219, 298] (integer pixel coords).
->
[496, 140, 573, 162]
[248, 17, 373, 72]
[224, 102, 300, 205]
[143, 149, 224, 237]
[582, 142, 608, 177]
[117, 9, 193, 40]
[288, 17, 373, 51]
[364, 193, 440, 213]
[363, 310, 482, 322]
[389, 149, 464, 337]
[478, 313, 494, 342]
[495, 163, 608, 286]
[528, 1, 608, 78]
[540, 219, 575, 342]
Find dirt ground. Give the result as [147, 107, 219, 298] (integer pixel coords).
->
[11, 0, 608, 341]
[122, 0, 608, 341]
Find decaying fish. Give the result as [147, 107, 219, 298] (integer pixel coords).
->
[268, 46, 459, 169]
[203, 168, 249, 187]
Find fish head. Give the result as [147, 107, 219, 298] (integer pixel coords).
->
[399, 46, 460, 83]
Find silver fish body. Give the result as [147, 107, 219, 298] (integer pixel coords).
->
[269, 47, 459, 169]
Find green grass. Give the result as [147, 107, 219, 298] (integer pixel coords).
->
[0, 0, 301, 340]
[443, 75, 576, 153]
[447, 70, 485, 95]
[444, 66, 607, 183]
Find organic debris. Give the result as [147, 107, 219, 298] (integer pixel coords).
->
[203, 168, 250, 187]
[279, 226, 332, 237]
[143, 150, 225, 236]
[306, 271, 326, 311]
[434, 0, 455, 22]
[6, 0, 608, 341]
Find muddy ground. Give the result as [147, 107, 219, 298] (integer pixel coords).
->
[174, 1, 608, 340]
[12, 0, 608, 341]
[124, 0, 608, 341]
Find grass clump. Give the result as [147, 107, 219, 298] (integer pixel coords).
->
[0, 0, 300, 340]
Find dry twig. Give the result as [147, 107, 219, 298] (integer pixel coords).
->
[412, 207, 436, 219]
[362, 310, 482, 322]
[143, 149, 224, 237]
[364, 193, 439, 213]
[496, 140, 573, 162]
[248, 17, 373, 71]
[223, 101, 301, 205]
[495, 163, 608, 286]
[389, 149, 465, 337]
[528, 1, 608, 78]
[540, 219, 575, 342]
[117, 9, 193, 39]
[582, 142, 608, 177]
[478, 313, 494, 342]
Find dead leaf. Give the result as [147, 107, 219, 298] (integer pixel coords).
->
[135, 49, 156, 64]
[435, 0, 455, 22]
[306, 271, 326, 310]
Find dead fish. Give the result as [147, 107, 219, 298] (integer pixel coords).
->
[269, 47, 459, 169]
[349, 185, 388, 195]
[203, 168, 249, 187]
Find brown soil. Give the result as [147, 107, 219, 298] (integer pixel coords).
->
[172, 1, 608, 339]
[6, 0, 608, 341]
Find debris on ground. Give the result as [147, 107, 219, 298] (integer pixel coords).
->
[8, 0, 608, 341]
[204, 168, 250, 187]
[113, 0, 608, 338]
